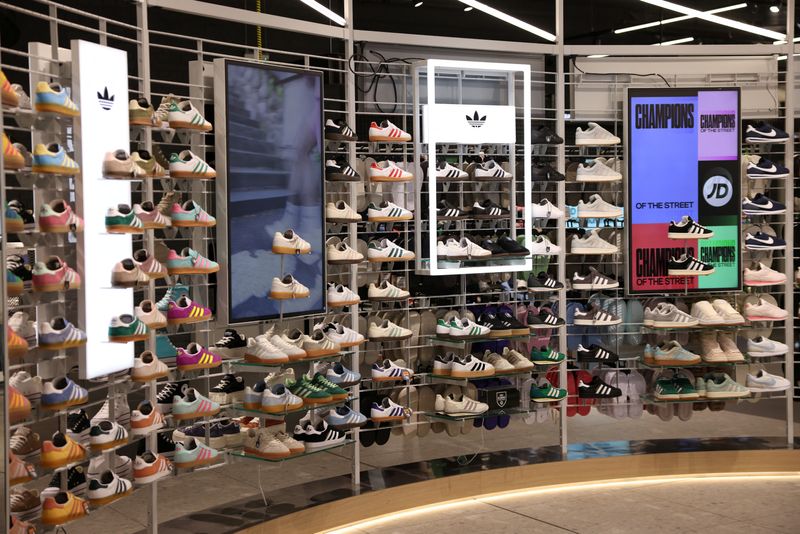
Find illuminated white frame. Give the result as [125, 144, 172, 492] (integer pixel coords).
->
[425, 59, 532, 276]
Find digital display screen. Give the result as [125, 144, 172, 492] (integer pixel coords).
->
[225, 61, 325, 322]
[627, 88, 741, 294]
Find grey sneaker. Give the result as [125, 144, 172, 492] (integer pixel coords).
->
[704, 373, 749, 399]
[572, 267, 619, 290]
[570, 230, 618, 254]
[574, 305, 621, 326]
[650, 303, 699, 328]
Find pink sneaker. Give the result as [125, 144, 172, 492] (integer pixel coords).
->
[32, 256, 81, 292]
[170, 200, 216, 228]
[133, 249, 167, 280]
[38, 199, 84, 233]
[176, 342, 221, 371]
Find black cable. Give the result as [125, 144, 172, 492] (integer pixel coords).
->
[570, 56, 671, 87]
[347, 50, 424, 114]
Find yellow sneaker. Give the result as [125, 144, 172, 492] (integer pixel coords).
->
[32, 143, 80, 175]
[42, 491, 89, 526]
[41, 431, 87, 469]
[3, 133, 24, 170]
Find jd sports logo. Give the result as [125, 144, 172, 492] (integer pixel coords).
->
[97, 87, 114, 110]
[496, 391, 507, 407]
[703, 174, 732, 207]
[466, 111, 486, 128]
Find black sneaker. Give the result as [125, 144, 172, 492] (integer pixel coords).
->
[8, 200, 35, 229]
[744, 121, 789, 143]
[527, 310, 565, 329]
[497, 235, 529, 256]
[209, 374, 245, 404]
[7, 253, 32, 282]
[532, 125, 563, 145]
[137, 430, 176, 458]
[480, 237, 506, 256]
[437, 200, 466, 220]
[531, 162, 565, 182]
[471, 199, 508, 219]
[43, 465, 87, 498]
[66, 409, 91, 447]
[325, 159, 360, 181]
[667, 254, 715, 276]
[156, 381, 189, 414]
[576, 343, 619, 364]
[477, 312, 512, 338]
[572, 267, 619, 291]
[578, 376, 621, 398]
[742, 193, 785, 215]
[211, 329, 247, 359]
[527, 272, 564, 292]
[667, 215, 713, 239]
[293, 420, 345, 451]
[496, 311, 529, 336]
[325, 118, 357, 141]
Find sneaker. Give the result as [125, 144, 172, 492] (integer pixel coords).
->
[649, 303, 698, 328]
[745, 155, 789, 178]
[244, 428, 291, 459]
[167, 295, 212, 325]
[4, 201, 24, 233]
[574, 305, 621, 326]
[133, 249, 168, 279]
[433, 353, 456, 376]
[667, 215, 713, 239]
[32, 256, 80, 292]
[31, 143, 80, 174]
[473, 159, 511, 180]
[7, 325, 29, 358]
[704, 373, 749, 398]
[654, 378, 681, 400]
[744, 231, 785, 251]
[368, 279, 410, 301]
[371, 397, 412, 422]
[672, 376, 700, 399]
[371, 359, 413, 381]
[9, 372, 42, 402]
[10, 427, 41, 460]
[668, 254, 715, 276]
[9, 452, 36, 487]
[747, 336, 788, 358]
[7, 270, 24, 297]
[65, 409, 92, 448]
[244, 336, 289, 364]
[302, 330, 340, 357]
[91, 395, 131, 428]
[718, 332, 744, 362]
[368, 160, 413, 182]
[129, 97, 161, 127]
[176, 343, 221, 371]
[172, 388, 220, 421]
[315, 321, 364, 348]
[528, 272, 564, 292]
[576, 160, 621, 182]
[209, 374, 245, 404]
[132, 150, 167, 177]
[294, 420, 346, 451]
[130, 401, 166, 436]
[530, 382, 567, 403]
[571, 229, 617, 254]
[38, 199, 83, 233]
[368, 120, 411, 142]
[368, 200, 413, 222]
[170, 200, 214, 228]
[134, 201, 171, 229]
[327, 241, 364, 264]
[133, 451, 173, 484]
[41, 431, 87, 469]
[327, 283, 361, 307]
[572, 267, 618, 290]
[39, 317, 87, 350]
[270, 274, 310, 299]
[166, 99, 212, 131]
[472, 199, 509, 219]
[105, 204, 144, 233]
[745, 299, 788, 321]
[529, 235, 561, 255]
[310, 373, 348, 400]
[744, 262, 786, 286]
[325, 405, 367, 431]
[527, 309, 565, 329]
[134, 300, 167, 330]
[174, 437, 222, 469]
[445, 237, 491, 260]
[576, 343, 619, 364]
[10, 488, 42, 522]
[41, 491, 89, 526]
[746, 370, 790, 392]
[532, 124, 563, 144]
[744, 121, 789, 143]
[368, 319, 412, 341]
[531, 161, 565, 181]
[1, 70, 19, 106]
[131, 351, 169, 382]
[102, 150, 145, 179]
[742, 194, 785, 215]
[325, 159, 360, 181]
[156, 284, 190, 311]
[577, 194, 623, 218]
[34, 81, 79, 116]
[326, 362, 361, 387]
[449, 317, 492, 339]
[271, 332, 307, 360]
[484, 351, 516, 374]
[451, 354, 495, 378]
[168, 150, 215, 179]
[325, 118, 357, 141]
[575, 122, 620, 145]
[89, 421, 128, 452]
[261, 383, 305, 413]
[497, 235, 529, 256]
[155, 382, 189, 415]
[42, 377, 88, 411]
[434, 393, 489, 416]
[212, 329, 247, 359]
[531, 198, 564, 219]
[9, 386, 31, 424]
[690, 300, 725, 326]
[243, 380, 268, 410]
[474, 312, 512, 337]
[652, 341, 701, 365]
[7, 200, 34, 230]
[711, 299, 745, 325]
[272, 229, 311, 255]
[326, 200, 361, 222]
[108, 314, 149, 343]
[88, 470, 133, 506]
[700, 332, 727, 363]
[578, 376, 621, 398]
[217, 420, 243, 448]
[286, 378, 332, 404]
[436, 160, 468, 180]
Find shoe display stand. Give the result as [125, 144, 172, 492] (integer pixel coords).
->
[1, 0, 798, 532]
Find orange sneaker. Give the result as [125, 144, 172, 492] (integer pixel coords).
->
[8, 325, 29, 359]
[9, 452, 36, 486]
[9, 385, 31, 424]
[3, 133, 24, 169]
[42, 491, 89, 526]
[10, 516, 36, 534]
[133, 451, 174, 484]
[1, 69, 19, 108]
[41, 431, 87, 469]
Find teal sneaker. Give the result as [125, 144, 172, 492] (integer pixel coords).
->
[704, 373, 749, 399]
[174, 437, 221, 468]
[5, 202, 24, 233]
[672, 376, 699, 399]
[530, 347, 565, 365]
[33, 81, 80, 116]
[31, 143, 80, 174]
[170, 200, 216, 228]
[530, 383, 567, 403]
[156, 335, 178, 358]
[156, 284, 190, 312]
[653, 341, 701, 366]
[172, 388, 220, 421]
[654, 378, 680, 400]
[695, 377, 707, 398]
[165, 247, 219, 275]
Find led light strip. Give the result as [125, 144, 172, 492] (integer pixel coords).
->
[298, 0, 346, 26]
[615, 3, 747, 34]
[457, 0, 555, 42]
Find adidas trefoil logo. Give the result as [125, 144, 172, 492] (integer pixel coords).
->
[97, 87, 114, 110]
[465, 110, 486, 128]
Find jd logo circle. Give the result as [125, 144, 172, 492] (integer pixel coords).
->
[703, 174, 732, 207]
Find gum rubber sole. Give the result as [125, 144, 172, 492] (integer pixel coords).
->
[90, 488, 133, 506]
[172, 408, 221, 421]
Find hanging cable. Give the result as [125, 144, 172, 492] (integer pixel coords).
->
[570, 56, 671, 87]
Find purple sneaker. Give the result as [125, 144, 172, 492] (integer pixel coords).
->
[173, 423, 226, 448]
[216, 419, 242, 447]
[176, 342, 221, 371]
[167, 296, 212, 325]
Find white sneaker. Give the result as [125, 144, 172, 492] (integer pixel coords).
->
[746, 336, 788, 357]
[451, 354, 495, 378]
[9, 371, 42, 401]
[245, 337, 289, 364]
[92, 396, 131, 428]
[575, 122, 620, 146]
[577, 194, 623, 218]
[272, 229, 311, 255]
[502, 347, 535, 370]
[9, 311, 36, 344]
[367, 238, 415, 262]
[473, 160, 511, 180]
[570, 230, 618, 254]
[327, 283, 360, 307]
[326, 200, 361, 223]
[576, 160, 622, 182]
[744, 299, 788, 321]
[368, 120, 411, 142]
[314, 322, 364, 348]
[531, 199, 564, 219]
[484, 351, 515, 374]
[691, 300, 725, 326]
[746, 370, 790, 392]
[371, 397, 412, 422]
[168, 150, 215, 179]
[371, 359, 413, 381]
[368, 160, 413, 182]
[367, 200, 412, 221]
[302, 330, 341, 357]
[445, 237, 491, 260]
[269, 274, 310, 299]
[166, 99, 212, 131]
[368, 280, 409, 301]
[243, 428, 290, 459]
[434, 393, 489, 416]
[446, 317, 491, 339]
[327, 241, 363, 264]
[529, 235, 561, 255]
[89, 420, 129, 451]
[744, 263, 786, 286]
[436, 160, 468, 180]
[270, 333, 307, 360]
[260, 384, 304, 413]
[711, 299, 746, 325]
[368, 319, 412, 341]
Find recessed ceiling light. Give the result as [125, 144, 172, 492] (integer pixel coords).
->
[457, 1, 556, 41]
[615, 3, 747, 34]
[414, 1, 423, 6]
[297, 0, 346, 25]
[464, 6, 473, 11]
[770, 5, 780, 13]
[639, 0, 785, 40]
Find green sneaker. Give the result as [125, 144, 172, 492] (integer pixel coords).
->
[530, 347, 565, 365]
[654, 378, 680, 400]
[704, 373, 749, 399]
[530, 383, 566, 403]
[673, 376, 699, 399]
[108, 314, 149, 343]
[105, 204, 144, 234]
[286, 377, 332, 404]
[310, 373, 348, 401]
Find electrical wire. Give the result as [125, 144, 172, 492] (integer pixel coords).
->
[570, 56, 671, 87]
[347, 49, 424, 113]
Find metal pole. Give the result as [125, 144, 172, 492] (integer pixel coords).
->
[783, 0, 795, 445]
[0, 42, 10, 534]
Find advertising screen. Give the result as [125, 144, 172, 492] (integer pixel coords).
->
[627, 88, 741, 295]
[224, 61, 325, 322]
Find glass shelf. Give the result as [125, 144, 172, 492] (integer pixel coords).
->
[642, 324, 745, 333]
[429, 333, 531, 346]
[423, 407, 530, 421]
[229, 440, 354, 462]
[427, 370, 532, 384]
[638, 358, 745, 369]
[642, 394, 751, 404]
[230, 397, 355, 416]
[232, 352, 348, 370]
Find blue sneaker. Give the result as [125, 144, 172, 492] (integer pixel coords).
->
[42, 376, 88, 410]
[745, 156, 789, 179]
[174, 437, 221, 468]
[744, 121, 789, 143]
[744, 231, 786, 251]
[39, 317, 87, 351]
[5, 202, 24, 233]
[31, 143, 80, 175]
[156, 335, 178, 358]
[324, 405, 367, 431]
[33, 81, 80, 116]
[173, 423, 226, 449]
[325, 362, 361, 387]
[742, 193, 785, 215]
[156, 284, 190, 312]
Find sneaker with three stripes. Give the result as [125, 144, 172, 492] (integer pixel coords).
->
[368, 120, 411, 142]
[325, 119, 357, 141]
[325, 159, 360, 181]
[527, 309, 565, 329]
[528, 272, 565, 292]
[667, 215, 714, 239]
[371, 397, 412, 422]
[530, 382, 567, 403]
[574, 305, 622, 326]
[578, 376, 621, 398]
[436, 160, 468, 180]
[572, 267, 618, 290]
[371, 359, 413, 382]
[667, 254, 715, 276]
[368, 160, 413, 182]
[367, 200, 412, 222]
[435, 393, 489, 416]
[437, 199, 466, 220]
[451, 354, 495, 378]
[472, 159, 511, 180]
[576, 343, 619, 364]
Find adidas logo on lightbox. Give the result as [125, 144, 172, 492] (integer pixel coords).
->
[465, 110, 486, 128]
[97, 87, 115, 110]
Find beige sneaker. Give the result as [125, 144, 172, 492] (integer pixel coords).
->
[502, 347, 534, 370]
[302, 330, 340, 358]
[131, 351, 169, 382]
[111, 258, 150, 287]
[699, 331, 727, 362]
[103, 150, 146, 179]
[243, 428, 290, 459]
[129, 98, 161, 127]
[135, 300, 167, 329]
[717, 332, 744, 362]
[711, 299, 745, 325]
[133, 202, 171, 229]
